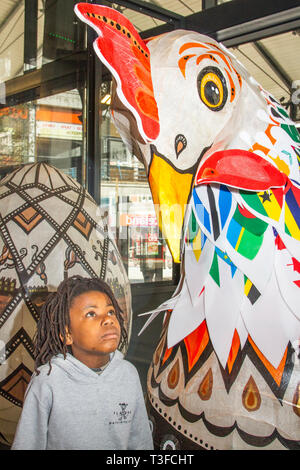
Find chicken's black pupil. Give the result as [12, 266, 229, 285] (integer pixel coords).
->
[204, 82, 220, 105]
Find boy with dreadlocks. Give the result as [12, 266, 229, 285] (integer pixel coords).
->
[12, 275, 153, 450]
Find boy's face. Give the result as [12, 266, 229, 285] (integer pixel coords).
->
[65, 290, 121, 369]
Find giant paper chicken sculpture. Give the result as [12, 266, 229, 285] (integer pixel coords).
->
[75, 4, 300, 450]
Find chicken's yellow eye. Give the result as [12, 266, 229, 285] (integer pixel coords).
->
[197, 67, 228, 111]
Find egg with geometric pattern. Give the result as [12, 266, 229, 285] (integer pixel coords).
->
[0, 163, 131, 445]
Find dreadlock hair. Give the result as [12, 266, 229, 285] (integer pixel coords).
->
[34, 275, 128, 375]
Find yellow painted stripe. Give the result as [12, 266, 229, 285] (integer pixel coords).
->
[258, 190, 282, 221]
[192, 229, 202, 262]
[235, 226, 245, 251]
[244, 278, 252, 296]
[285, 202, 300, 240]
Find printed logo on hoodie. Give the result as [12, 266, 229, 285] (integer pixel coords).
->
[109, 402, 132, 425]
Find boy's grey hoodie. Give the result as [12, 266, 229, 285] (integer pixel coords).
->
[11, 351, 153, 450]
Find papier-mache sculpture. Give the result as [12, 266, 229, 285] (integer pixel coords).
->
[0, 163, 131, 446]
[75, 4, 300, 450]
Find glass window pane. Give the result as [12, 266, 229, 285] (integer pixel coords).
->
[35, 90, 83, 182]
[100, 81, 173, 283]
[0, 102, 31, 174]
[0, 0, 85, 84]
[41, 0, 85, 65]
[0, 89, 84, 183]
[0, 1, 25, 82]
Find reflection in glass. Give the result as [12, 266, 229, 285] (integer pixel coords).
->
[100, 82, 173, 283]
[0, 89, 83, 183]
[35, 90, 83, 182]
[0, 0, 85, 84]
[0, 1, 25, 82]
[42, 0, 85, 64]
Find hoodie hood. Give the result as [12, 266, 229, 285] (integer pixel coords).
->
[44, 350, 124, 384]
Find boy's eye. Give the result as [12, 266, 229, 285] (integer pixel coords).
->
[107, 309, 116, 316]
[86, 311, 96, 318]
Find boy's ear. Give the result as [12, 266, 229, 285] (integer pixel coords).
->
[60, 327, 73, 346]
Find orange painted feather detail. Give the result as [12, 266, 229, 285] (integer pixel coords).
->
[248, 335, 288, 386]
[184, 320, 210, 372]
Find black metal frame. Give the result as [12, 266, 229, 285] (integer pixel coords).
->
[252, 40, 297, 119]
[137, 0, 300, 45]
[102, 0, 183, 25]
[3, 51, 86, 107]
[4, 0, 300, 97]
[85, 28, 102, 204]
[24, 0, 38, 72]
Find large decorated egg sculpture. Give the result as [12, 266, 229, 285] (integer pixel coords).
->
[0, 162, 131, 445]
